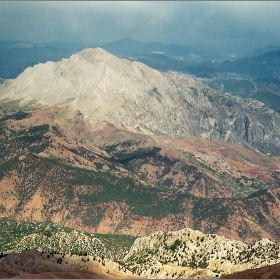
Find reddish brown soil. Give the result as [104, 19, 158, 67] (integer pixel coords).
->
[221, 262, 280, 279]
[172, 136, 280, 185]
[11, 270, 110, 279]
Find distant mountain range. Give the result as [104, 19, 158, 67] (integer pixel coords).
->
[0, 38, 255, 80]
[206, 47, 280, 111]
[0, 38, 206, 81]
[102, 37, 195, 56]
[0, 40, 92, 80]
[1, 38, 280, 79]
[219, 46, 280, 77]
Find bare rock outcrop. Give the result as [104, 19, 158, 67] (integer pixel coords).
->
[123, 228, 280, 279]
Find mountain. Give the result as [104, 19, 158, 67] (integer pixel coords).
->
[219, 46, 280, 77]
[108, 42, 280, 111]
[204, 46, 280, 111]
[1, 47, 280, 152]
[0, 47, 280, 245]
[101, 41, 280, 111]
[2, 38, 280, 110]
[0, 105, 279, 241]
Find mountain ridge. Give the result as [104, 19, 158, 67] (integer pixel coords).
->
[123, 227, 280, 278]
[1, 218, 279, 279]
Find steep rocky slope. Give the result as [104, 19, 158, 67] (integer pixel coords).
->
[0, 48, 280, 152]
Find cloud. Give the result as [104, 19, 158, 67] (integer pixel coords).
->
[0, 1, 280, 53]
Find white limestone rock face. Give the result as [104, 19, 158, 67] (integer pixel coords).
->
[0, 48, 179, 135]
[1, 47, 280, 149]
[125, 230, 166, 258]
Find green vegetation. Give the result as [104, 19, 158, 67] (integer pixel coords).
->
[127, 248, 155, 264]
[94, 233, 137, 259]
[28, 124, 49, 134]
[0, 157, 19, 179]
[83, 207, 105, 227]
[109, 146, 161, 164]
[14, 133, 44, 143]
[30, 151, 190, 219]
[169, 239, 181, 251]
[193, 198, 234, 223]
[12, 124, 49, 145]
[0, 111, 31, 122]
[32, 154, 93, 173]
[130, 193, 189, 217]
[0, 217, 71, 250]
[95, 162, 104, 170]
[75, 171, 182, 218]
[0, 217, 136, 258]
[52, 125, 62, 137]
[0, 205, 6, 213]
[162, 178, 173, 187]
[197, 260, 209, 268]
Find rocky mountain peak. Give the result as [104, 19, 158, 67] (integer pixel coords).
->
[71, 47, 129, 68]
[77, 47, 112, 58]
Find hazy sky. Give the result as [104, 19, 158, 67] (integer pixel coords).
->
[1, 1, 280, 54]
